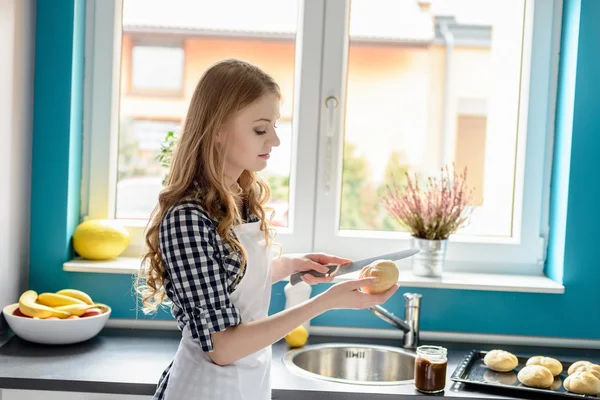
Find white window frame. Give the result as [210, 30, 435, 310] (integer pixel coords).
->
[312, 0, 561, 274]
[81, 0, 324, 257]
[82, 0, 561, 275]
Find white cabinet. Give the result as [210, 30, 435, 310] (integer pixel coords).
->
[0, 389, 151, 400]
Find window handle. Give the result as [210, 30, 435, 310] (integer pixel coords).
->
[324, 95, 339, 194]
[325, 95, 338, 137]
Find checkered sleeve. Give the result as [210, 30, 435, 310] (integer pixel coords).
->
[160, 204, 241, 352]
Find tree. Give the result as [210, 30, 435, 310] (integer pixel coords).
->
[340, 142, 378, 230]
[265, 174, 290, 203]
[377, 150, 410, 232]
[357, 182, 380, 230]
[117, 118, 143, 180]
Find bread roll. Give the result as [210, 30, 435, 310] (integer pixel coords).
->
[564, 370, 600, 395]
[484, 350, 519, 372]
[568, 360, 600, 378]
[568, 360, 593, 375]
[526, 356, 563, 376]
[572, 364, 600, 380]
[359, 260, 399, 294]
[517, 365, 554, 388]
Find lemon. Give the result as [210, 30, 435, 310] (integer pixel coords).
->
[284, 325, 309, 348]
[73, 219, 130, 260]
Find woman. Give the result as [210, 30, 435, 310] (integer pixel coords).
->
[138, 59, 398, 400]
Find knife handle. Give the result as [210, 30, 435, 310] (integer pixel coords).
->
[289, 264, 339, 286]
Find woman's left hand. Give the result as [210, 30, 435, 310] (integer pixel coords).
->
[284, 253, 352, 285]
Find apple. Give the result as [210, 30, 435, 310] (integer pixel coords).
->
[13, 308, 32, 318]
[67, 315, 80, 319]
[81, 308, 102, 318]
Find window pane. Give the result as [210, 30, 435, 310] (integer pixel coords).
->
[261, 121, 292, 227]
[339, 0, 525, 237]
[131, 46, 184, 91]
[116, 0, 298, 225]
[116, 119, 180, 219]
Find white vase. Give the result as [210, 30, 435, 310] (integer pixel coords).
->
[411, 237, 448, 277]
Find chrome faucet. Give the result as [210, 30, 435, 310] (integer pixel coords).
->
[369, 293, 422, 350]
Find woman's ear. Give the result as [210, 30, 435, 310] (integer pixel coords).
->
[215, 124, 228, 145]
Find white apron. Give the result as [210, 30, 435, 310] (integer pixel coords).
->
[164, 221, 275, 400]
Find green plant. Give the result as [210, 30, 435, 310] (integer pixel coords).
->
[156, 131, 178, 184]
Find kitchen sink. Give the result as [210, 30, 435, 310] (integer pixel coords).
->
[282, 343, 416, 385]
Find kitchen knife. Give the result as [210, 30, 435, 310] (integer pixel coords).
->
[289, 248, 420, 286]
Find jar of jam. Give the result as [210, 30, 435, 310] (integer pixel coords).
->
[414, 345, 448, 393]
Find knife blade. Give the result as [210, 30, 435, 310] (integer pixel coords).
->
[289, 248, 420, 286]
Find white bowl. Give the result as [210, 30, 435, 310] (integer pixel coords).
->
[2, 303, 111, 345]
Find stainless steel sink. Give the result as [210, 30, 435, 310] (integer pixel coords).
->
[282, 343, 416, 385]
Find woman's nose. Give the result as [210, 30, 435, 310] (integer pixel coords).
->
[270, 130, 281, 147]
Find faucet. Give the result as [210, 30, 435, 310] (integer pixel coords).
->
[369, 292, 422, 350]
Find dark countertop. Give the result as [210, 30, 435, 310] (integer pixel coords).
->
[0, 327, 599, 399]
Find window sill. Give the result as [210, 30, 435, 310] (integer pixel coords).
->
[63, 257, 565, 294]
[333, 269, 564, 294]
[63, 256, 143, 274]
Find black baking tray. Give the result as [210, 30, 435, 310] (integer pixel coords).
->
[450, 350, 598, 398]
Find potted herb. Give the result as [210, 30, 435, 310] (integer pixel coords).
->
[381, 164, 474, 277]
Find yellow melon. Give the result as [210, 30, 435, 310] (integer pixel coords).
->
[73, 220, 130, 260]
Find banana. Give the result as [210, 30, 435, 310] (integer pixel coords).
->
[56, 289, 93, 305]
[54, 303, 99, 317]
[93, 303, 110, 313]
[37, 292, 86, 307]
[18, 290, 70, 319]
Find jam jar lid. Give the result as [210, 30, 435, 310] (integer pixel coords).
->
[416, 345, 448, 360]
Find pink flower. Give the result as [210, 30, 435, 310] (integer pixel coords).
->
[381, 164, 474, 240]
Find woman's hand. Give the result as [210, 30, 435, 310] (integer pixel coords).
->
[273, 252, 352, 284]
[318, 278, 399, 310]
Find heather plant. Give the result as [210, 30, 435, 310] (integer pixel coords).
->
[381, 164, 474, 241]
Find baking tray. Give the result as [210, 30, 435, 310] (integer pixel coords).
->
[450, 350, 598, 398]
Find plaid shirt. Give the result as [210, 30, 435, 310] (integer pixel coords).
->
[153, 198, 259, 399]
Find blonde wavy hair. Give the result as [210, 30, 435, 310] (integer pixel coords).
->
[137, 59, 280, 314]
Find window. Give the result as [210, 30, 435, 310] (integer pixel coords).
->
[83, 0, 561, 274]
[116, 118, 180, 219]
[455, 99, 488, 206]
[83, 0, 309, 255]
[262, 119, 293, 227]
[129, 42, 185, 94]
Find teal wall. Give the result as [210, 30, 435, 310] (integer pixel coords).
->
[29, 0, 600, 338]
